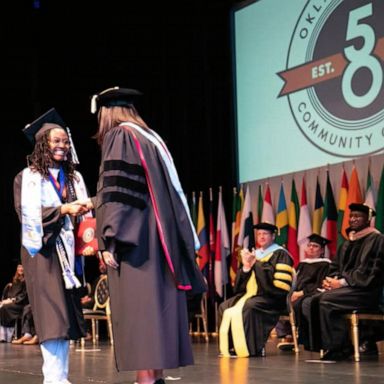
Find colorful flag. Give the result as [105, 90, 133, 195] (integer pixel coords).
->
[276, 183, 288, 247]
[261, 183, 275, 224]
[375, 166, 384, 233]
[196, 192, 210, 270]
[297, 178, 312, 261]
[312, 177, 324, 235]
[341, 167, 363, 238]
[364, 168, 376, 227]
[287, 179, 300, 267]
[215, 188, 230, 298]
[321, 172, 338, 259]
[238, 185, 255, 250]
[337, 169, 349, 250]
[230, 187, 243, 285]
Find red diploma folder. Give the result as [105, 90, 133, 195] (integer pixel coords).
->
[75, 218, 98, 255]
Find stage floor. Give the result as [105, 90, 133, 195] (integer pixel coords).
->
[0, 337, 383, 384]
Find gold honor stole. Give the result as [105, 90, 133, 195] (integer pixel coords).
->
[219, 252, 293, 357]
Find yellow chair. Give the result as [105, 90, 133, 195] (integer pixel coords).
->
[82, 275, 113, 345]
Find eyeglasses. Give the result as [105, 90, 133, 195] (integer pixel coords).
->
[307, 243, 321, 248]
[49, 138, 71, 146]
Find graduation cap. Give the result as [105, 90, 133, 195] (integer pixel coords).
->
[253, 222, 278, 233]
[23, 108, 67, 145]
[23, 108, 80, 164]
[307, 233, 331, 248]
[90, 86, 143, 114]
[349, 203, 376, 220]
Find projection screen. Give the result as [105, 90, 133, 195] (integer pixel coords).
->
[232, 0, 384, 183]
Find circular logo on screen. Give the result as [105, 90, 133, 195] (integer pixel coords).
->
[277, 0, 384, 157]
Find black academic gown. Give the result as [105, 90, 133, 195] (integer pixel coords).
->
[218, 248, 294, 356]
[291, 259, 330, 351]
[95, 124, 206, 371]
[304, 230, 384, 352]
[0, 280, 28, 327]
[14, 171, 86, 343]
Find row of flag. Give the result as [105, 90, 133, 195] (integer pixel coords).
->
[189, 165, 384, 300]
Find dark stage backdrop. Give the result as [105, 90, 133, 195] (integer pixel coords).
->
[1, 0, 238, 287]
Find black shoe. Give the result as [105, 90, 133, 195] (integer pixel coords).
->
[277, 341, 295, 351]
[154, 380, 166, 384]
[250, 348, 266, 357]
[359, 340, 378, 356]
[320, 351, 337, 362]
[321, 347, 352, 362]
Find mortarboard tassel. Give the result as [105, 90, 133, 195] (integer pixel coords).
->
[66, 127, 80, 164]
[91, 94, 97, 114]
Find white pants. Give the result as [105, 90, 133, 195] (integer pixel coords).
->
[40, 339, 71, 384]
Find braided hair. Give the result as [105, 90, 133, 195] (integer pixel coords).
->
[26, 129, 77, 181]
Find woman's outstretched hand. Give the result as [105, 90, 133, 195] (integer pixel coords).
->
[102, 251, 119, 269]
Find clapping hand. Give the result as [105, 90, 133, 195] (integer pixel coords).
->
[240, 248, 256, 270]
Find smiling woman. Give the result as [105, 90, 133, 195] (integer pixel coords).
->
[13, 108, 92, 384]
[49, 137, 71, 146]
[48, 129, 71, 164]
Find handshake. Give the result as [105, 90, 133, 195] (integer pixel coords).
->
[75, 198, 94, 210]
[61, 198, 94, 217]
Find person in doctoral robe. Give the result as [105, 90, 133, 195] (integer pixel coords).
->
[218, 222, 294, 357]
[83, 87, 206, 384]
[305, 203, 384, 362]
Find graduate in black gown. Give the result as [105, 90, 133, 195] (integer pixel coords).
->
[14, 109, 91, 383]
[84, 87, 206, 384]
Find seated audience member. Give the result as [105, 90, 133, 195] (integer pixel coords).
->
[277, 233, 331, 351]
[0, 264, 28, 342]
[303, 203, 384, 361]
[11, 304, 38, 345]
[218, 223, 294, 357]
